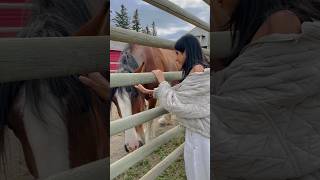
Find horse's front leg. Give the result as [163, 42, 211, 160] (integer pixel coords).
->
[145, 98, 157, 144]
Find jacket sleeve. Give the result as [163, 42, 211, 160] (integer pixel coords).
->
[153, 81, 208, 119]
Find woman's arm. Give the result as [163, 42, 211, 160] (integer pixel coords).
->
[154, 81, 208, 119]
[134, 84, 154, 97]
[136, 81, 183, 111]
[136, 69, 208, 119]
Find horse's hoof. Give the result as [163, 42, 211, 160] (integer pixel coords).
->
[139, 140, 144, 147]
[124, 141, 144, 153]
[159, 122, 166, 127]
[124, 144, 130, 153]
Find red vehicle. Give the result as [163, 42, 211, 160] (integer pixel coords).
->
[110, 40, 127, 73]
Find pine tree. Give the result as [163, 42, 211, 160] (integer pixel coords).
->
[131, 9, 142, 32]
[151, 21, 157, 36]
[145, 25, 150, 35]
[112, 4, 130, 29]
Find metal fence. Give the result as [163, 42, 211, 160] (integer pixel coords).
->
[110, 0, 210, 179]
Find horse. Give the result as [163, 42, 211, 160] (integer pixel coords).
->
[111, 44, 181, 152]
[0, 0, 109, 179]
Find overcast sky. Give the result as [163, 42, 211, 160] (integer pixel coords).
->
[110, 0, 210, 41]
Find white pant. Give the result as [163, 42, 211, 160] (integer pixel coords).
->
[184, 129, 210, 180]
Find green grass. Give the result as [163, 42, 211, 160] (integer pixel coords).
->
[115, 134, 186, 180]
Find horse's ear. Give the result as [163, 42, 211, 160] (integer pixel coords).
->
[134, 62, 145, 73]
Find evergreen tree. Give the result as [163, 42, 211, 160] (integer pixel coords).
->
[112, 4, 130, 29]
[131, 9, 142, 32]
[142, 25, 150, 35]
[151, 21, 157, 36]
[145, 25, 151, 35]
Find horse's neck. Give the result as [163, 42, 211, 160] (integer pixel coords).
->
[157, 48, 179, 71]
[131, 45, 178, 73]
[16, 84, 70, 178]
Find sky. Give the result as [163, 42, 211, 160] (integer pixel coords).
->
[110, 0, 210, 41]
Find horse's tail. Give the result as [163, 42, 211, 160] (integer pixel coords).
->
[0, 82, 23, 175]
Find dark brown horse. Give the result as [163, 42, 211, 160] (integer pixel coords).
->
[112, 44, 180, 152]
[0, 0, 109, 179]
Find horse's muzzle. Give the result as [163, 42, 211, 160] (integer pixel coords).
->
[124, 140, 144, 153]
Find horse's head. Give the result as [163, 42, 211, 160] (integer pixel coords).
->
[112, 46, 147, 152]
[119, 49, 140, 72]
[112, 85, 145, 151]
[111, 46, 142, 109]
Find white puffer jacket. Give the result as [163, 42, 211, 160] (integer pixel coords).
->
[153, 68, 210, 138]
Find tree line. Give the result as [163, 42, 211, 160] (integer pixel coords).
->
[112, 4, 157, 36]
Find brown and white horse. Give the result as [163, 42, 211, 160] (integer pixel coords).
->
[0, 0, 109, 179]
[112, 44, 180, 152]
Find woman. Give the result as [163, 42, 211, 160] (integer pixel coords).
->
[134, 34, 210, 180]
[212, 0, 320, 179]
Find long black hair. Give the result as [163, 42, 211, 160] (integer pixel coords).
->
[224, 0, 320, 66]
[174, 34, 209, 79]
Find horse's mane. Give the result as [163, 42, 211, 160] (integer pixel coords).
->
[0, 0, 108, 175]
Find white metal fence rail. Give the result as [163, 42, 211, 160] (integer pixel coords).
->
[0, 2, 34, 9]
[110, 71, 182, 88]
[0, 36, 108, 83]
[111, 26, 210, 57]
[110, 126, 184, 179]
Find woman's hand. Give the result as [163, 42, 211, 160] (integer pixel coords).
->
[134, 84, 154, 96]
[152, 70, 165, 83]
[79, 72, 109, 102]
